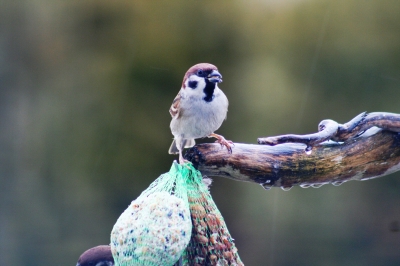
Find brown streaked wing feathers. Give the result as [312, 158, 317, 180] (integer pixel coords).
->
[169, 92, 181, 118]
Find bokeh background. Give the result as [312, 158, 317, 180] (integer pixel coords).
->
[1, 0, 400, 265]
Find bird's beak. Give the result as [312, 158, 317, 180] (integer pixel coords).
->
[207, 70, 223, 83]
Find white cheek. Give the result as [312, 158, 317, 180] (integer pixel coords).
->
[184, 75, 206, 98]
[186, 74, 204, 85]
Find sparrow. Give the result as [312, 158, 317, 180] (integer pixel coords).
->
[169, 63, 233, 164]
[76, 245, 182, 266]
[76, 245, 114, 266]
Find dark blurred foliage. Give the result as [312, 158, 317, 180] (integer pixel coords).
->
[1, 0, 400, 265]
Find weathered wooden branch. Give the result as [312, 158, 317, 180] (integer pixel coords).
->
[185, 112, 400, 190]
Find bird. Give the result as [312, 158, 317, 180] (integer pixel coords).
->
[76, 245, 184, 266]
[76, 245, 114, 266]
[169, 63, 233, 164]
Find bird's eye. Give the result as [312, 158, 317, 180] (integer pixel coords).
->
[197, 69, 203, 76]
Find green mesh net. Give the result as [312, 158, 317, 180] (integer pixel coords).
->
[182, 163, 243, 266]
[110, 162, 243, 266]
[110, 163, 192, 266]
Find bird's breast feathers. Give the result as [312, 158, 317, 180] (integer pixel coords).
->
[170, 88, 228, 139]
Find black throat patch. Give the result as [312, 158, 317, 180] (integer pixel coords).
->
[203, 80, 216, 102]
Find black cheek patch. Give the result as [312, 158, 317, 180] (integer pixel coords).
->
[188, 81, 198, 89]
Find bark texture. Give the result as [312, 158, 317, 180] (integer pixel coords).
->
[185, 112, 400, 190]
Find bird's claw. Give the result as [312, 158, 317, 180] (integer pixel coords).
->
[181, 160, 193, 169]
[214, 137, 234, 154]
[178, 155, 193, 168]
[179, 157, 189, 164]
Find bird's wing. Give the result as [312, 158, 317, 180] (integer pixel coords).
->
[169, 91, 181, 118]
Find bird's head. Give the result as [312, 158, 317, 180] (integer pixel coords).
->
[76, 245, 114, 266]
[182, 63, 223, 102]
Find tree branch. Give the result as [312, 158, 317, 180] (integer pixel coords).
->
[185, 112, 400, 190]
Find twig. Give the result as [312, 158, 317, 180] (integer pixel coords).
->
[185, 112, 400, 190]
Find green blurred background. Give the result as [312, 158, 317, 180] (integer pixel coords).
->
[1, 0, 400, 265]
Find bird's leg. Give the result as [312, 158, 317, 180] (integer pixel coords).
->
[176, 138, 190, 165]
[208, 133, 234, 153]
[178, 149, 188, 165]
[178, 149, 193, 168]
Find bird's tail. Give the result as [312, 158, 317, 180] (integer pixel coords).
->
[168, 139, 195, 154]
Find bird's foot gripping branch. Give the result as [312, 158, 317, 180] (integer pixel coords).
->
[185, 112, 400, 190]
